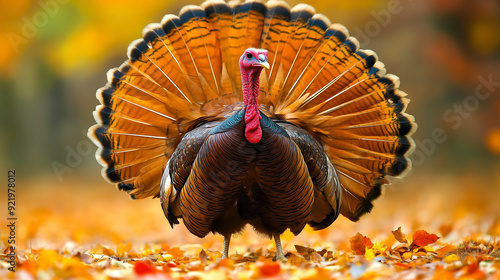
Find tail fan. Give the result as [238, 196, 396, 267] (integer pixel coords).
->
[89, 0, 416, 222]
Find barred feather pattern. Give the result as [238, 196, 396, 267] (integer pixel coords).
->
[89, 0, 416, 237]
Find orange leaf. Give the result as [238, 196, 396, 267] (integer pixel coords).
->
[215, 258, 234, 269]
[117, 242, 132, 256]
[350, 233, 373, 255]
[102, 247, 114, 256]
[411, 230, 440, 247]
[436, 244, 457, 258]
[166, 247, 185, 258]
[432, 266, 456, 280]
[392, 227, 408, 244]
[464, 261, 487, 279]
[134, 260, 158, 275]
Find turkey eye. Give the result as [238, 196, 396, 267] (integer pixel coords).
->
[246, 53, 253, 59]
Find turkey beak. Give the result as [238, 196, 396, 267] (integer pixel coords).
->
[257, 54, 270, 69]
[260, 61, 270, 69]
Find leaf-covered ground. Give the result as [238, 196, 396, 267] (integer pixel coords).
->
[1, 173, 500, 279]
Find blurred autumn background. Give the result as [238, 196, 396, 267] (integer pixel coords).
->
[1, 0, 500, 278]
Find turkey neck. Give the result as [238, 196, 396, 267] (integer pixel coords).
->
[242, 68, 263, 144]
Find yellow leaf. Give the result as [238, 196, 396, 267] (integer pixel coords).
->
[160, 254, 173, 261]
[124, 242, 132, 252]
[444, 254, 459, 263]
[37, 249, 62, 270]
[402, 252, 413, 260]
[117, 243, 126, 256]
[365, 248, 375, 261]
[423, 246, 436, 253]
[372, 241, 387, 255]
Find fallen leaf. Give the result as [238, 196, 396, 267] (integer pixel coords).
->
[310, 252, 324, 263]
[287, 253, 307, 266]
[166, 247, 185, 259]
[295, 245, 316, 256]
[393, 262, 412, 269]
[199, 249, 207, 264]
[117, 242, 132, 257]
[258, 262, 281, 277]
[350, 233, 374, 255]
[402, 251, 413, 260]
[336, 254, 350, 266]
[11, 170, 500, 279]
[412, 230, 440, 248]
[134, 260, 158, 275]
[103, 247, 115, 256]
[365, 248, 375, 261]
[317, 249, 327, 257]
[437, 244, 457, 258]
[444, 254, 459, 263]
[214, 258, 234, 269]
[392, 227, 408, 244]
[75, 251, 93, 264]
[325, 251, 335, 260]
[431, 265, 455, 280]
[372, 241, 387, 255]
[393, 244, 410, 254]
[463, 261, 487, 279]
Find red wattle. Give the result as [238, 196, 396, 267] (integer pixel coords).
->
[245, 105, 262, 144]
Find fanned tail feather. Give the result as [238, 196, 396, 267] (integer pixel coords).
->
[259, 7, 416, 220]
[89, 0, 416, 222]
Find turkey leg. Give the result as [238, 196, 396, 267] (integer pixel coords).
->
[273, 233, 288, 262]
[222, 234, 231, 259]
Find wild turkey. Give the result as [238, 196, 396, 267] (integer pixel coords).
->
[88, 0, 416, 261]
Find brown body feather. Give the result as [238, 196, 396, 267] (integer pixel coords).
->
[163, 108, 319, 238]
[89, 0, 416, 258]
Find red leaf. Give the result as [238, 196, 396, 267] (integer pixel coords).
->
[134, 260, 158, 275]
[259, 262, 281, 277]
[411, 230, 440, 247]
[166, 261, 177, 268]
[350, 233, 373, 255]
